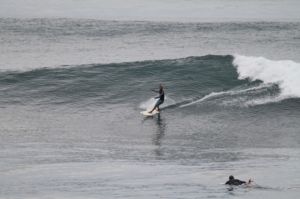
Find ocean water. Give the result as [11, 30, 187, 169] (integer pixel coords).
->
[1, 1, 300, 199]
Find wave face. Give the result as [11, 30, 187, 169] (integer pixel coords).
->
[0, 54, 299, 109]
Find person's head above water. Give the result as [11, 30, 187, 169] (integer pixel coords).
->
[229, 175, 234, 180]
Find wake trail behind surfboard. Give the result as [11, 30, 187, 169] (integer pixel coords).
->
[180, 84, 273, 108]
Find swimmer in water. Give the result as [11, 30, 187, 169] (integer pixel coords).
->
[225, 175, 253, 186]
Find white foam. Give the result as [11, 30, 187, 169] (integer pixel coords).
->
[180, 92, 224, 108]
[139, 97, 158, 110]
[180, 84, 270, 108]
[233, 55, 300, 99]
[180, 54, 300, 108]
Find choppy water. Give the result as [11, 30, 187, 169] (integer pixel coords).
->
[1, 16, 300, 199]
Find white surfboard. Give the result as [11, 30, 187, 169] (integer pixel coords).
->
[140, 109, 159, 116]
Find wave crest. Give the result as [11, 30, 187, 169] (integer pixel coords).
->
[233, 54, 300, 99]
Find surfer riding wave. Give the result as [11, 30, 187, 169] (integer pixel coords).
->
[149, 84, 165, 113]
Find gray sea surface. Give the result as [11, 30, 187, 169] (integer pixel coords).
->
[1, 1, 300, 198]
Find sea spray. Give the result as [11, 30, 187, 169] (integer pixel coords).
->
[139, 96, 176, 110]
[233, 55, 300, 99]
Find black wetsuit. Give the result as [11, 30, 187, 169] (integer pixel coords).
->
[149, 88, 165, 113]
[155, 90, 164, 104]
[225, 179, 246, 186]
[156, 90, 164, 102]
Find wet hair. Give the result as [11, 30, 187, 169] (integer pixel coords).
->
[229, 175, 234, 180]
